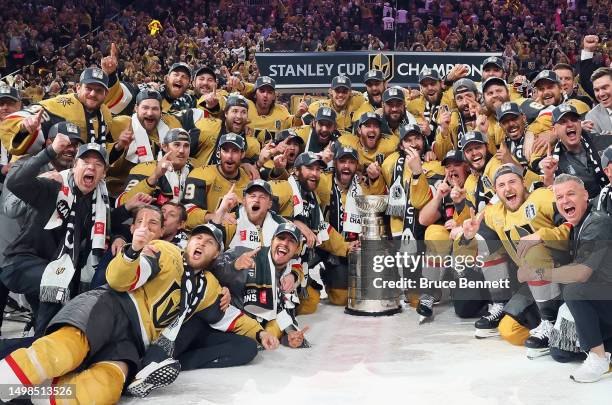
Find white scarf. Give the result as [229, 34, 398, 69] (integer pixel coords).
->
[40, 170, 108, 303]
[288, 175, 329, 244]
[229, 206, 282, 249]
[125, 114, 169, 164]
[163, 161, 191, 203]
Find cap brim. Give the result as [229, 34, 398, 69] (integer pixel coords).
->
[274, 230, 300, 242]
[191, 226, 223, 250]
[194, 67, 216, 78]
[462, 139, 487, 149]
[498, 111, 521, 121]
[332, 84, 350, 90]
[244, 184, 272, 196]
[220, 141, 245, 150]
[80, 79, 109, 90]
[418, 75, 440, 83]
[77, 150, 108, 165]
[169, 66, 192, 76]
[256, 83, 275, 91]
[533, 77, 558, 86]
[335, 152, 359, 160]
[483, 62, 504, 70]
[554, 111, 579, 124]
[0, 95, 20, 101]
[442, 156, 464, 165]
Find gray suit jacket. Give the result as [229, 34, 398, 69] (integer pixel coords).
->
[586, 104, 612, 135]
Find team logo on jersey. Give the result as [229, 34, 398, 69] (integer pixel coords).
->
[275, 120, 281, 130]
[57, 96, 74, 107]
[152, 281, 182, 328]
[369, 53, 394, 82]
[482, 175, 492, 190]
[524, 203, 537, 220]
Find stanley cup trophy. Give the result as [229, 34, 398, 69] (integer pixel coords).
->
[345, 195, 402, 316]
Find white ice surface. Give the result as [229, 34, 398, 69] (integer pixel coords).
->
[3, 301, 610, 405]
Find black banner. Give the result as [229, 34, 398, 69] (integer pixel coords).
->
[255, 51, 502, 90]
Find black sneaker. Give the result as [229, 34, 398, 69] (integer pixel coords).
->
[474, 302, 504, 339]
[525, 320, 553, 359]
[127, 358, 181, 398]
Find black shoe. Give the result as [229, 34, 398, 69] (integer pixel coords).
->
[525, 320, 553, 359]
[417, 294, 434, 323]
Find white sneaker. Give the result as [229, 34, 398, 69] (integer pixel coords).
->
[570, 351, 611, 383]
[127, 358, 181, 397]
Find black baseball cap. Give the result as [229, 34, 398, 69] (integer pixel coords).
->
[226, 94, 249, 110]
[255, 76, 276, 90]
[441, 149, 465, 166]
[600, 145, 612, 168]
[358, 111, 382, 127]
[219, 133, 246, 151]
[294, 151, 325, 168]
[461, 131, 488, 150]
[76, 143, 108, 165]
[193, 65, 216, 80]
[496, 102, 522, 121]
[162, 128, 191, 145]
[168, 62, 192, 77]
[399, 123, 423, 139]
[493, 163, 524, 185]
[48, 121, 83, 142]
[363, 69, 385, 84]
[552, 103, 579, 124]
[418, 68, 441, 83]
[331, 75, 351, 90]
[335, 146, 359, 161]
[482, 77, 507, 93]
[0, 86, 20, 101]
[382, 87, 404, 103]
[482, 56, 505, 70]
[273, 222, 302, 243]
[79, 68, 109, 90]
[244, 179, 273, 196]
[315, 106, 336, 123]
[135, 89, 162, 105]
[191, 223, 224, 251]
[532, 70, 560, 87]
[453, 78, 478, 94]
[274, 129, 304, 145]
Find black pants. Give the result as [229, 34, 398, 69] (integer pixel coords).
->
[0, 280, 8, 333]
[174, 314, 257, 371]
[564, 282, 612, 352]
[452, 268, 490, 319]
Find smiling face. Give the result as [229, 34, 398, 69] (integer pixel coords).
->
[495, 172, 527, 212]
[555, 114, 582, 151]
[358, 120, 381, 150]
[335, 156, 358, 187]
[186, 232, 220, 270]
[483, 84, 509, 112]
[76, 83, 108, 112]
[482, 65, 504, 80]
[244, 189, 272, 225]
[420, 79, 442, 104]
[297, 164, 322, 191]
[270, 233, 299, 268]
[73, 153, 106, 194]
[535, 81, 562, 106]
[165, 70, 190, 99]
[553, 180, 589, 225]
[136, 99, 162, 132]
[193, 73, 216, 96]
[225, 106, 248, 133]
[463, 142, 487, 171]
[500, 114, 526, 141]
[593, 75, 612, 109]
[53, 138, 81, 170]
[331, 87, 350, 109]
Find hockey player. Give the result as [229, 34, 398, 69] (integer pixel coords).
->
[352, 69, 387, 121]
[459, 163, 571, 357]
[0, 221, 273, 403]
[365, 123, 444, 239]
[304, 75, 366, 131]
[338, 111, 399, 171]
[256, 129, 304, 181]
[117, 128, 193, 207]
[377, 87, 418, 139]
[190, 94, 261, 168]
[295, 107, 350, 158]
[183, 133, 252, 229]
[416, 149, 472, 321]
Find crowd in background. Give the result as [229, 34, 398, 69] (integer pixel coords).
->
[1, 0, 610, 105]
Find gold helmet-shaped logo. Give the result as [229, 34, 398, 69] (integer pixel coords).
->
[369, 53, 394, 82]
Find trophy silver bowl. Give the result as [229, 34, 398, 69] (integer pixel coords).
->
[355, 195, 388, 214]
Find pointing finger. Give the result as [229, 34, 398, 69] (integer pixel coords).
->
[110, 42, 118, 58]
